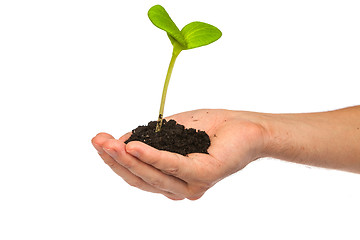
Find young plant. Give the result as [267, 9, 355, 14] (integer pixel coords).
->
[148, 5, 222, 132]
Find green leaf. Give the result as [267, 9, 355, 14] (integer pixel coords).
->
[181, 21, 222, 49]
[148, 5, 187, 48]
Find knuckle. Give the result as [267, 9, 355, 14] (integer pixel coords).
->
[165, 195, 185, 201]
[162, 153, 182, 176]
[163, 167, 179, 176]
[103, 157, 117, 168]
[148, 156, 159, 166]
[186, 183, 210, 200]
[121, 159, 134, 169]
[149, 178, 164, 189]
[187, 195, 202, 201]
[187, 189, 205, 200]
[128, 179, 144, 189]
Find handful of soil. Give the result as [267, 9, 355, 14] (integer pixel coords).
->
[124, 119, 210, 156]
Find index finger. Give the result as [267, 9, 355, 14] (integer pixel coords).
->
[125, 141, 194, 179]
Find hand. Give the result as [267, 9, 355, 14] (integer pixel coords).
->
[92, 109, 267, 200]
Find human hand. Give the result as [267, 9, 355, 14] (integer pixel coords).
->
[92, 109, 268, 200]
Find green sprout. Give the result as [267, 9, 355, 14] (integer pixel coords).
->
[148, 5, 222, 132]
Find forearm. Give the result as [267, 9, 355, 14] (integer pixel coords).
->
[260, 106, 360, 173]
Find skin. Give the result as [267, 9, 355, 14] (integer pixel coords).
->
[92, 106, 360, 200]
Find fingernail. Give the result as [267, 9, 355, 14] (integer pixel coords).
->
[127, 148, 139, 158]
[103, 148, 114, 156]
[93, 143, 103, 155]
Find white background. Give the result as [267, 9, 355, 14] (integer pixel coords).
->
[1, 0, 359, 239]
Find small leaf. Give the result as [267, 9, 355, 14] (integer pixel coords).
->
[148, 5, 187, 48]
[181, 21, 222, 49]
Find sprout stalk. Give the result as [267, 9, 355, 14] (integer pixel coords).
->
[155, 45, 182, 132]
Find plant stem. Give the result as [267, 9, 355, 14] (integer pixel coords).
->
[155, 45, 182, 132]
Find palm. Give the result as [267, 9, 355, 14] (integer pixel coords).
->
[167, 109, 264, 187]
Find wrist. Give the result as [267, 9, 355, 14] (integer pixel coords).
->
[249, 112, 276, 160]
[228, 110, 274, 161]
[231, 111, 295, 160]
[257, 113, 283, 159]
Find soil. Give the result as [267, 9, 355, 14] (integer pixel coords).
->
[124, 119, 210, 156]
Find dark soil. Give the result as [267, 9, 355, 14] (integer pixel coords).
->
[124, 119, 210, 156]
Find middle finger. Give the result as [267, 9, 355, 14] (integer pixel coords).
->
[103, 140, 189, 197]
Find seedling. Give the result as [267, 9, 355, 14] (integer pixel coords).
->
[148, 5, 222, 132]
